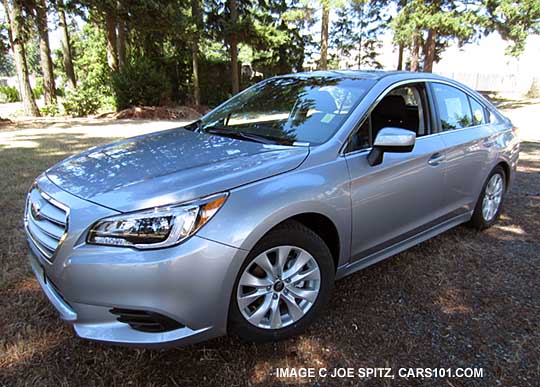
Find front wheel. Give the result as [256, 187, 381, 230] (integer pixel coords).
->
[228, 220, 334, 342]
[470, 166, 506, 230]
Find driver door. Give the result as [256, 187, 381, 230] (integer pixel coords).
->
[344, 82, 448, 262]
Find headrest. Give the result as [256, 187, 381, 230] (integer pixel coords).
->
[373, 95, 406, 119]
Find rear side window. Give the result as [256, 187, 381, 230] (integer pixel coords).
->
[431, 83, 472, 130]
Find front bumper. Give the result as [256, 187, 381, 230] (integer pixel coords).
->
[26, 175, 248, 348]
[28, 234, 246, 348]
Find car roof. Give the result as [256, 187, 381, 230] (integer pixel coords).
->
[280, 69, 448, 82]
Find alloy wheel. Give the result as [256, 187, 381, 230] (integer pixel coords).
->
[482, 173, 504, 222]
[236, 245, 321, 330]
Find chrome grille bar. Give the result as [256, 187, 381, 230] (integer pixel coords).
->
[24, 185, 68, 262]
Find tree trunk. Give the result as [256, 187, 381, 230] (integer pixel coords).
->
[320, 2, 329, 70]
[410, 32, 420, 72]
[397, 43, 404, 70]
[228, 0, 239, 94]
[191, 0, 202, 105]
[2, 0, 40, 116]
[423, 29, 437, 73]
[357, 3, 364, 69]
[357, 31, 362, 69]
[35, 0, 56, 105]
[117, 1, 126, 70]
[57, 0, 76, 89]
[105, 13, 119, 72]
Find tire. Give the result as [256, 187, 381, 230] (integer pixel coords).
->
[228, 220, 335, 342]
[470, 165, 506, 230]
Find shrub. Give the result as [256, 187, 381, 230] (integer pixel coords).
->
[112, 59, 170, 110]
[41, 103, 61, 117]
[0, 85, 20, 103]
[62, 86, 102, 117]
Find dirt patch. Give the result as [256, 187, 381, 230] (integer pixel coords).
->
[99, 106, 203, 121]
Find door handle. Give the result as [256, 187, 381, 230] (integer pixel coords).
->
[428, 153, 445, 166]
[483, 138, 495, 148]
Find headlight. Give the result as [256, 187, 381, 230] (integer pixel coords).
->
[87, 193, 227, 249]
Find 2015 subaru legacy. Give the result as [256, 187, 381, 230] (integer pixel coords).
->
[25, 71, 519, 347]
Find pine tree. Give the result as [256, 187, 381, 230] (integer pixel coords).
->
[484, 0, 540, 56]
[331, 0, 388, 69]
[392, 0, 481, 72]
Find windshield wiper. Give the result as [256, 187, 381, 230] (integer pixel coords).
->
[183, 119, 202, 132]
[203, 126, 294, 146]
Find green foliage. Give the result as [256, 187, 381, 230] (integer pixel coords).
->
[0, 53, 15, 77]
[199, 59, 233, 106]
[40, 103, 61, 117]
[33, 78, 44, 99]
[62, 85, 102, 116]
[484, 0, 540, 56]
[71, 23, 110, 90]
[0, 85, 21, 103]
[331, 0, 388, 69]
[112, 59, 170, 109]
[392, 0, 483, 68]
[0, 20, 15, 76]
[205, 0, 306, 77]
[63, 21, 116, 115]
[56, 87, 66, 98]
[8, 0, 536, 119]
[25, 37, 42, 76]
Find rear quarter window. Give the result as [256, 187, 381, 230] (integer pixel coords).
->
[469, 97, 487, 126]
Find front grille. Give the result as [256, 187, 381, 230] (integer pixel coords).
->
[110, 308, 185, 333]
[24, 186, 68, 262]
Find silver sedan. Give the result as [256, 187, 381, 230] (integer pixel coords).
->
[25, 71, 519, 347]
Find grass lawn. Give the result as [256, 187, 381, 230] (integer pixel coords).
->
[0, 104, 539, 386]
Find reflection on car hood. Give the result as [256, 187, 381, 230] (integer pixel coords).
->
[46, 127, 309, 212]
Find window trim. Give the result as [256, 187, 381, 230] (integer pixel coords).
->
[341, 78, 495, 156]
[427, 80, 494, 133]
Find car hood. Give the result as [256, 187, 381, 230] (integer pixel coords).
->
[46, 127, 309, 212]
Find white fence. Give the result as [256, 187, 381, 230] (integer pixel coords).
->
[436, 72, 538, 94]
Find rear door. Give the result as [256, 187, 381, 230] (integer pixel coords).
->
[344, 82, 448, 262]
[428, 82, 495, 216]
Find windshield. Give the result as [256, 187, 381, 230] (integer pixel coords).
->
[199, 76, 375, 145]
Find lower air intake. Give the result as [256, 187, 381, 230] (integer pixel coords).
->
[110, 308, 185, 333]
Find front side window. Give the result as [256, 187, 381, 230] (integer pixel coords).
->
[348, 83, 429, 152]
[199, 76, 375, 145]
[431, 83, 473, 130]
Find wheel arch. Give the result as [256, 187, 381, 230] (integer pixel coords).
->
[495, 160, 511, 191]
[273, 213, 341, 271]
[237, 206, 348, 272]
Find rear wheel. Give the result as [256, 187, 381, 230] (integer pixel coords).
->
[470, 166, 506, 230]
[228, 220, 334, 342]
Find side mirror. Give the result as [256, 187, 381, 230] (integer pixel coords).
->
[367, 127, 416, 166]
